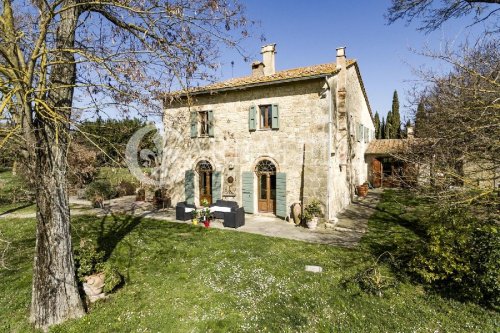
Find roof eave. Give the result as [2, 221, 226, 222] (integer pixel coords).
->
[175, 73, 335, 97]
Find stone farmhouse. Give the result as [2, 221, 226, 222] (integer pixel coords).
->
[162, 44, 375, 221]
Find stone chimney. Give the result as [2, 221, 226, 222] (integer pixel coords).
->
[336, 47, 346, 92]
[251, 61, 265, 77]
[261, 44, 276, 76]
[407, 125, 414, 139]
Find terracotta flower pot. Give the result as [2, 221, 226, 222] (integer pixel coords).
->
[357, 185, 368, 197]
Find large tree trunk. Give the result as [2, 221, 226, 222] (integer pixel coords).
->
[30, 1, 85, 330]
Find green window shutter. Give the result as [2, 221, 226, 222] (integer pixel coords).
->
[208, 110, 214, 137]
[212, 171, 221, 201]
[364, 127, 369, 143]
[249, 106, 256, 131]
[355, 122, 360, 142]
[185, 170, 195, 205]
[190, 111, 197, 138]
[276, 172, 287, 218]
[271, 104, 279, 129]
[242, 171, 254, 213]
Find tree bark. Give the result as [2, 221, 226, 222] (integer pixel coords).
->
[30, 1, 85, 330]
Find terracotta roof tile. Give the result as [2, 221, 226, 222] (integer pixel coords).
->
[365, 139, 409, 155]
[178, 60, 356, 95]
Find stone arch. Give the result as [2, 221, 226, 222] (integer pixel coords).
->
[193, 157, 216, 172]
[252, 155, 280, 173]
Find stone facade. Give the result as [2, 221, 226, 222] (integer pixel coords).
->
[162, 46, 374, 221]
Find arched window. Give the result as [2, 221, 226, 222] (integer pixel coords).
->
[255, 159, 276, 174]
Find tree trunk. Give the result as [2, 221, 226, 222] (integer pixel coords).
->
[30, 1, 85, 330]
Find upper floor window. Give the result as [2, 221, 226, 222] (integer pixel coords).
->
[199, 111, 209, 136]
[190, 110, 214, 138]
[249, 104, 279, 131]
[259, 105, 273, 129]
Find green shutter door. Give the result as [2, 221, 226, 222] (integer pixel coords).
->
[249, 106, 256, 131]
[271, 104, 279, 129]
[190, 111, 197, 138]
[212, 171, 221, 201]
[208, 110, 214, 137]
[185, 170, 195, 205]
[242, 171, 254, 213]
[276, 172, 287, 218]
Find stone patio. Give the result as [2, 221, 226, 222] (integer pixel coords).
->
[82, 189, 382, 248]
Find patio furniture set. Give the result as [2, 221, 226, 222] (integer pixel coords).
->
[175, 199, 245, 229]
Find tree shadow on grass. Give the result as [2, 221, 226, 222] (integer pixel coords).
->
[359, 190, 428, 281]
[95, 212, 145, 262]
[0, 202, 34, 216]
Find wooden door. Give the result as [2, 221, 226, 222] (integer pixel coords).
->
[199, 171, 212, 205]
[372, 159, 382, 188]
[258, 173, 276, 213]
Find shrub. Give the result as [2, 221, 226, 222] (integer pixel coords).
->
[115, 180, 136, 197]
[354, 252, 397, 297]
[84, 179, 117, 201]
[409, 205, 499, 307]
[74, 239, 122, 293]
[67, 142, 98, 188]
[75, 239, 105, 280]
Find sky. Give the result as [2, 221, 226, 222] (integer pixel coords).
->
[212, 0, 487, 123]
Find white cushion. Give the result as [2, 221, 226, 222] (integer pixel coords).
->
[210, 206, 232, 213]
[185, 207, 194, 213]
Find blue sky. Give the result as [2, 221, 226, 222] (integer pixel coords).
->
[214, 0, 486, 122]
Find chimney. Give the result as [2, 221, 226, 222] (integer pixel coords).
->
[407, 125, 414, 139]
[251, 61, 265, 77]
[261, 44, 276, 76]
[336, 46, 346, 91]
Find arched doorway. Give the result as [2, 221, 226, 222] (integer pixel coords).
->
[197, 160, 213, 205]
[255, 159, 276, 213]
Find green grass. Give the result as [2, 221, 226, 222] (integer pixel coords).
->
[0, 168, 35, 215]
[0, 191, 498, 332]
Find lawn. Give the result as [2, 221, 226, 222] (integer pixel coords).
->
[0, 168, 35, 215]
[0, 191, 498, 332]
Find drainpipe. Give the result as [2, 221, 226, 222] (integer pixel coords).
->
[325, 77, 334, 221]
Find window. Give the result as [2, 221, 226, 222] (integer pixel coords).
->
[259, 105, 273, 129]
[190, 110, 213, 138]
[249, 104, 279, 131]
[199, 111, 209, 136]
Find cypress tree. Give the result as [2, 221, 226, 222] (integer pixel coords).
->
[380, 117, 386, 139]
[385, 110, 393, 139]
[415, 101, 425, 138]
[391, 90, 401, 138]
[374, 111, 381, 139]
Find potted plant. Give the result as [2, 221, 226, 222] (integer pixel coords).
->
[202, 207, 212, 228]
[191, 209, 199, 225]
[301, 199, 323, 230]
[200, 199, 211, 227]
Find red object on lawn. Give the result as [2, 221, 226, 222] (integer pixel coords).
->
[203, 220, 210, 228]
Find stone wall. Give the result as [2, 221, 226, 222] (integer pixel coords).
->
[346, 66, 375, 187]
[163, 79, 330, 218]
